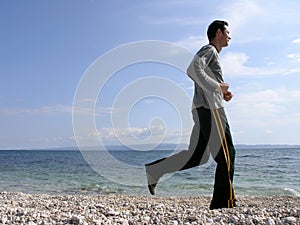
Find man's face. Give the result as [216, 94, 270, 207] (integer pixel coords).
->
[221, 28, 231, 47]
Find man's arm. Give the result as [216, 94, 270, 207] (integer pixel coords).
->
[187, 48, 232, 99]
[187, 48, 223, 93]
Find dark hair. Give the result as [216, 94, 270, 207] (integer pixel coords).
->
[207, 20, 229, 42]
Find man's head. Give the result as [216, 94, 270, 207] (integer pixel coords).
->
[207, 20, 231, 47]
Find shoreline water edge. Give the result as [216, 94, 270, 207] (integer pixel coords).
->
[0, 147, 299, 224]
[0, 148, 299, 197]
[0, 192, 299, 224]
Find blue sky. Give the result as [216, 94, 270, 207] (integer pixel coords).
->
[1, 0, 300, 149]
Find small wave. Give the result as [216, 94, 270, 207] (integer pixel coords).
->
[239, 154, 261, 158]
[284, 188, 300, 197]
[274, 157, 293, 160]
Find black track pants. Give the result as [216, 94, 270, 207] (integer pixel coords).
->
[146, 107, 236, 209]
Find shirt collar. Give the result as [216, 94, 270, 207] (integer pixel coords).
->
[209, 43, 220, 53]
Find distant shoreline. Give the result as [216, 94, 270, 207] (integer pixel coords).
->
[1, 143, 300, 151]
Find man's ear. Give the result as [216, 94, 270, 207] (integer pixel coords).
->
[216, 28, 223, 37]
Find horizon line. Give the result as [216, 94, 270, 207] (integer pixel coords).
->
[1, 143, 300, 151]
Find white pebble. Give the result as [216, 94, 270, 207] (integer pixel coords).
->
[266, 218, 275, 225]
[143, 216, 151, 221]
[106, 208, 116, 216]
[93, 220, 101, 225]
[230, 215, 239, 224]
[28, 222, 37, 225]
[70, 215, 82, 224]
[95, 203, 105, 208]
[206, 218, 214, 223]
[119, 218, 129, 225]
[186, 215, 197, 221]
[282, 216, 297, 223]
[1, 216, 8, 224]
[170, 220, 179, 225]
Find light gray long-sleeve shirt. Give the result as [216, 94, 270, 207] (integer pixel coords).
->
[187, 44, 224, 109]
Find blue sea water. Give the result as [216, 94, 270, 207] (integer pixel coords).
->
[0, 147, 299, 197]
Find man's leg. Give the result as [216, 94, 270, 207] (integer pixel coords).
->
[210, 109, 236, 209]
[145, 107, 212, 195]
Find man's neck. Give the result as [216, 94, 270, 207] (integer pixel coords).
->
[209, 41, 222, 53]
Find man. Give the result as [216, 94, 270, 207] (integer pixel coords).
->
[145, 20, 236, 209]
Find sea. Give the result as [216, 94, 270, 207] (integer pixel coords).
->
[0, 145, 299, 197]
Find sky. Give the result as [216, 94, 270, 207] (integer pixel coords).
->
[1, 0, 300, 149]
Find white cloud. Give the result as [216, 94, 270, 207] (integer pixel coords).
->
[73, 106, 115, 117]
[0, 105, 114, 117]
[176, 35, 207, 51]
[227, 88, 300, 144]
[0, 105, 73, 115]
[283, 68, 300, 75]
[31, 136, 65, 143]
[144, 17, 206, 26]
[90, 126, 165, 141]
[140, 1, 209, 26]
[232, 88, 300, 114]
[287, 53, 300, 62]
[222, 52, 288, 76]
[82, 125, 191, 146]
[292, 38, 300, 44]
[219, 1, 300, 44]
[261, 1, 300, 27]
[221, 1, 263, 35]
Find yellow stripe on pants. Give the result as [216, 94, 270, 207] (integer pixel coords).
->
[211, 109, 234, 208]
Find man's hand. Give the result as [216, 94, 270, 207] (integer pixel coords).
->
[219, 82, 229, 93]
[218, 82, 233, 101]
[224, 91, 233, 102]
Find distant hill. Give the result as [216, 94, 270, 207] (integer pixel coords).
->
[16, 143, 300, 151]
[10, 143, 299, 151]
[235, 144, 300, 149]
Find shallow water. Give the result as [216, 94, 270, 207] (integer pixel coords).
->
[0, 147, 299, 197]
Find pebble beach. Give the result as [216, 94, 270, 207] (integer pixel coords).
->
[0, 192, 299, 225]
